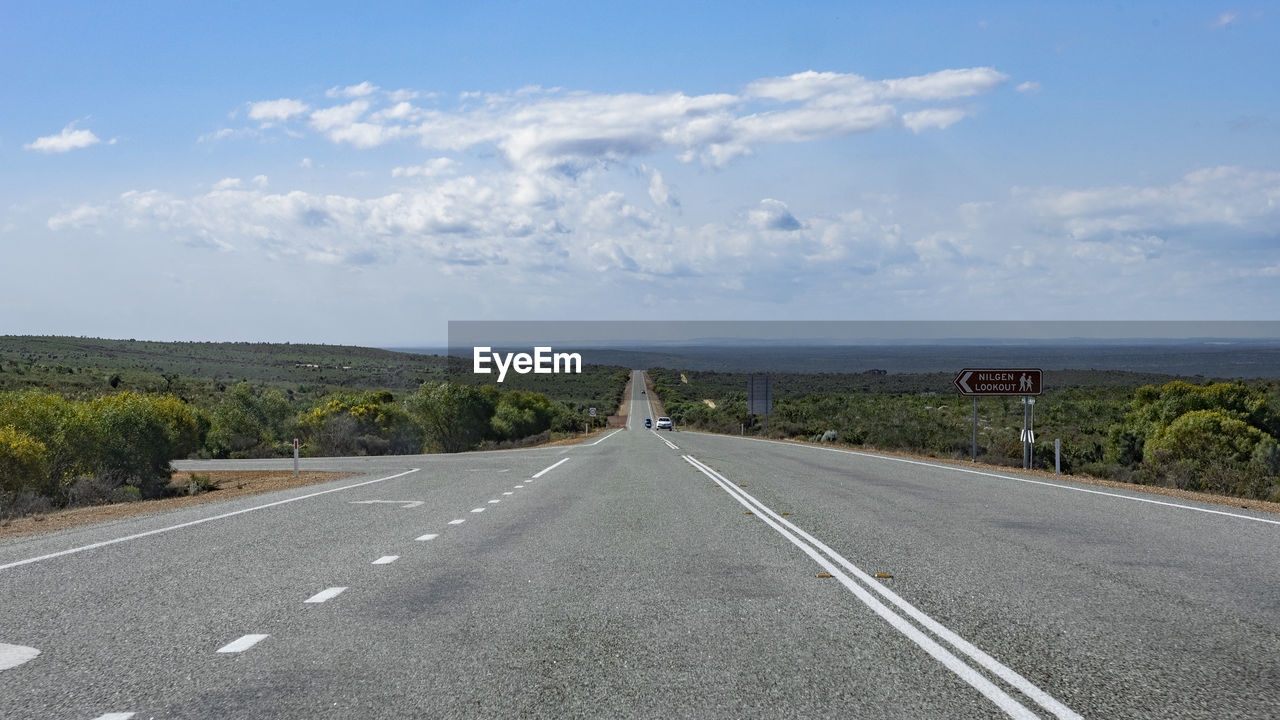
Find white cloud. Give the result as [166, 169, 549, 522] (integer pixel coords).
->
[25, 124, 103, 153]
[1213, 11, 1238, 28]
[902, 108, 968, 132]
[1015, 81, 1041, 94]
[749, 198, 802, 231]
[391, 158, 457, 178]
[247, 98, 310, 123]
[47, 204, 102, 230]
[299, 157, 313, 169]
[647, 168, 678, 209]
[214, 177, 242, 190]
[326, 81, 379, 98]
[234, 67, 1006, 169]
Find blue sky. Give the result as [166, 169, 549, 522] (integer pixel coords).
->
[3, 2, 1278, 345]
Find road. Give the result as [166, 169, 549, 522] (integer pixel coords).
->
[2, 370, 1279, 718]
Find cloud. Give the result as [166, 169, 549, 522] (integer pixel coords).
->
[25, 123, 104, 153]
[229, 67, 1006, 170]
[749, 198, 801, 231]
[247, 98, 310, 123]
[327, 82, 379, 98]
[1213, 11, 1238, 28]
[391, 158, 457, 178]
[647, 168, 679, 209]
[1015, 81, 1041, 94]
[213, 177, 242, 190]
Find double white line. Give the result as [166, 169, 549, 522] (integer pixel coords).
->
[682, 454, 1081, 720]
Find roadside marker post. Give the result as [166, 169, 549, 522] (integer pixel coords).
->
[1055, 438, 1061, 475]
[293, 438, 299, 477]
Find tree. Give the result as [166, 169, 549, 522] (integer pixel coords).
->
[406, 382, 496, 453]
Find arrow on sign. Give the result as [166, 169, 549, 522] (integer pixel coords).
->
[956, 371, 975, 393]
[349, 500, 424, 509]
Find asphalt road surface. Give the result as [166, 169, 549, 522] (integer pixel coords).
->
[2, 371, 1278, 718]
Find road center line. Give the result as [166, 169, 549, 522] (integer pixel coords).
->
[91, 714, 135, 720]
[683, 454, 1080, 720]
[502, 492, 514, 496]
[304, 587, 347, 603]
[415, 533, 439, 541]
[0, 468, 422, 572]
[372, 555, 399, 565]
[448, 519, 466, 525]
[470, 507, 485, 513]
[488, 499, 501, 504]
[532, 457, 570, 478]
[216, 634, 269, 653]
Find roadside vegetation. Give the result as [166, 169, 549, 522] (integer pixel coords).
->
[0, 336, 628, 521]
[650, 368, 1280, 503]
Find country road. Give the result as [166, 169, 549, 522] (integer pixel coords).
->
[2, 371, 1279, 719]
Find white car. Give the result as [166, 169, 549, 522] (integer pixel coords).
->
[655, 416, 673, 430]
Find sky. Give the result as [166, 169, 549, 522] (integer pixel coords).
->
[2, 2, 1278, 346]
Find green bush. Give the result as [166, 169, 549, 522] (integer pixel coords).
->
[0, 425, 49, 496]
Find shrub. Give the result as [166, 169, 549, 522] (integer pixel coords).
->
[0, 425, 49, 496]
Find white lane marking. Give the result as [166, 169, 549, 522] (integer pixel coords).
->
[415, 533, 439, 541]
[649, 429, 678, 450]
[349, 500, 423, 509]
[1, 469, 422, 572]
[471, 507, 485, 513]
[448, 519, 466, 525]
[684, 455, 1080, 720]
[514, 485, 525, 488]
[91, 714, 135, 720]
[216, 634, 269, 653]
[0, 642, 40, 670]
[589, 429, 623, 446]
[304, 587, 347, 603]
[487, 499, 501, 504]
[372, 555, 399, 565]
[532, 457, 570, 478]
[710, 433, 1280, 526]
[502, 492, 514, 496]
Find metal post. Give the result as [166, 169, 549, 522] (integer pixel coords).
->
[971, 396, 978, 462]
[1029, 398, 1036, 469]
[293, 438, 299, 477]
[1022, 397, 1029, 469]
[1055, 438, 1061, 475]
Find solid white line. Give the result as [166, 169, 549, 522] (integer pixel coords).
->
[448, 519, 466, 525]
[532, 457, 570, 478]
[304, 587, 347, 603]
[91, 714, 135, 720]
[0, 642, 40, 670]
[706, 433, 1280, 526]
[589, 429, 623, 446]
[684, 455, 1081, 720]
[372, 555, 399, 565]
[415, 533, 439, 541]
[0, 468, 423, 572]
[216, 634, 269, 653]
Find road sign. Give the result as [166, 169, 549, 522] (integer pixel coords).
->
[589, 407, 597, 417]
[748, 374, 772, 415]
[953, 368, 1043, 396]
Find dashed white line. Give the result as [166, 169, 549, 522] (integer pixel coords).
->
[216, 634, 269, 653]
[0, 642, 40, 670]
[487, 499, 501, 504]
[372, 555, 399, 565]
[0, 468, 422, 572]
[415, 533, 439, 541]
[304, 587, 347, 604]
[532, 457, 570, 478]
[448, 519, 466, 525]
[471, 507, 486, 513]
[502, 492, 514, 496]
[91, 714, 136, 720]
[514, 485, 525, 488]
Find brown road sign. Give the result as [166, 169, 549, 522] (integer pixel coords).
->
[954, 368, 1043, 396]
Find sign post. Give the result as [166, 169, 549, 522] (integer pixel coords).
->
[293, 438, 299, 477]
[954, 368, 1043, 466]
[748, 374, 772, 436]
